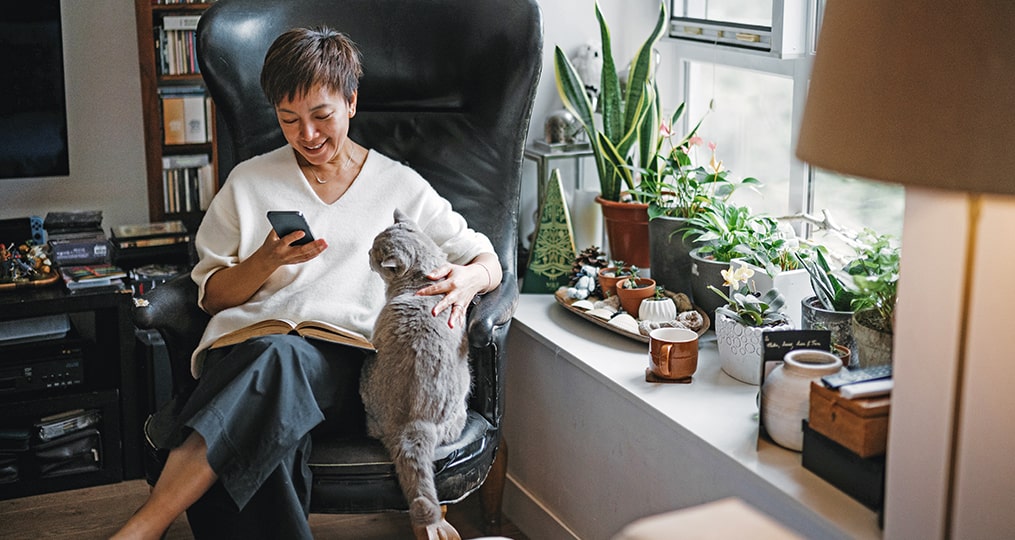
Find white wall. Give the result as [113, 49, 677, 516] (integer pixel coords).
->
[0, 0, 148, 231]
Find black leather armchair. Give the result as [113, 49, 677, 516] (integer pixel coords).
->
[132, 0, 542, 532]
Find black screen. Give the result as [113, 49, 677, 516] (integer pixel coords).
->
[0, 2, 69, 179]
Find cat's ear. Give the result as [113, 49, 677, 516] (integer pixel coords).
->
[393, 208, 410, 223]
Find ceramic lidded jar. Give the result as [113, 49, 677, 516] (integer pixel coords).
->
[761, 349, 844, 451]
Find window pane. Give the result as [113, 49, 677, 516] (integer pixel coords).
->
[685, 61, 793, 217]
[673, 0, 773, 28]
[810, 169, 905, 257]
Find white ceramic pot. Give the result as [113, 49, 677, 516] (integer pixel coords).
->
[714, 311, 792, 385]
[761, 349, 844, 451]
[733, 260, 810, 328]
[638, 297, 677, 322]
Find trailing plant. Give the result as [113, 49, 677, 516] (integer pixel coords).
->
[554, 0, 668, 202]
[708, 264, 789, 327]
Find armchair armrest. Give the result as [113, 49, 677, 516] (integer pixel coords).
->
[132, 273, 208, 393]
[467, 273, 519, 348]
[465, 273, 519, 427]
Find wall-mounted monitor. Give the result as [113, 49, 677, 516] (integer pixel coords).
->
[0, 2, 69, 180]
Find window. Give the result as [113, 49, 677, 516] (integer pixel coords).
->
[665, 0, 904, 256]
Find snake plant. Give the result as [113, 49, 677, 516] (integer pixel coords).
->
[554, 0, 668, 202]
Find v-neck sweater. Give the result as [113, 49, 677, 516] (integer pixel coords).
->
[189, 146, 495, 377]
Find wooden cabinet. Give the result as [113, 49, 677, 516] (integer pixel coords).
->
[134, 0, 219, 234]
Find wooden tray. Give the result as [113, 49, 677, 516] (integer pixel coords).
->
[0, 270, 60, 291]
[554, 288, 709, 343]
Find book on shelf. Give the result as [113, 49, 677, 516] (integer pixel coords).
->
[60, 263, 127, 290]
[162, 154, 215, 212]
[210, 319, 375, 351]
[160, 86, 209, 144]
[162, 96, 186, 145]
[110, 220, 191, 249]
[156, 15, 202, 76]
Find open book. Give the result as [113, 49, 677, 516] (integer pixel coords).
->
[210, 319, 374, 351]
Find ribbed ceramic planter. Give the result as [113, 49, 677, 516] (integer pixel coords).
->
[801, 296, 857, 367]
[714, 311, 793, 385]
[761, 349, 844, 451]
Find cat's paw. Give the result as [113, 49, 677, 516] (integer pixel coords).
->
[412, 518, 461, 540]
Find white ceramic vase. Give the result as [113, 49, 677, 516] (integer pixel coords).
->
[761, 349, 844, 451]
[714, 311, 792, 385]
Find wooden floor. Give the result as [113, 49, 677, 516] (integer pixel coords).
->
[0, 479, 528, 540]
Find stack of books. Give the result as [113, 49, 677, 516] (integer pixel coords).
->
[45, 211, 111, 267]
[109, 220, 193, 272]
[59, 263, 127, 291]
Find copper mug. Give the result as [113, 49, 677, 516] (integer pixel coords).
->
[648, 327, 699, 381]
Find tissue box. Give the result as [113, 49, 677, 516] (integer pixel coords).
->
[808, 381, 890, 458]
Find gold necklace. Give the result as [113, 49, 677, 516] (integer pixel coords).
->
[308, 153, 354, 185]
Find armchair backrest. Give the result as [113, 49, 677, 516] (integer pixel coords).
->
[197, 0, 543, 274]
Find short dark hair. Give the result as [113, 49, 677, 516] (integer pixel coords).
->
[260, 27, 363, 106]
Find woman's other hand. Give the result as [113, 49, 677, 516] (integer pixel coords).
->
[416, 254, 500, 329]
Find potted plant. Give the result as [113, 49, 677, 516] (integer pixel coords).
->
[796, 246, 862, 366]
[554, 0, 668, 267]
[596, 261, 635, 298]
[645, 135, 759, 298]
[846, 229, 900, 367]
[638, 286, 677, 322]
[681, 200, 775, 319]
[615, 268, 656, 316]
[708, 264, 792, 385]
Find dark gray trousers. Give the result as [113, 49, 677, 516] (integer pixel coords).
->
[151, 334, 366, 539]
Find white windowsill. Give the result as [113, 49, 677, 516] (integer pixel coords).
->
[510, 293, 882, 539]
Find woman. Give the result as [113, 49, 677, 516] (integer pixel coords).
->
[113, 27, 501, 539]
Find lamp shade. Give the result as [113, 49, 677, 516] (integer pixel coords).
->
[796, 2, 1015, 195]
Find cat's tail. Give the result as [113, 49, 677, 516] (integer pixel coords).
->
[391, 419, 442, 526]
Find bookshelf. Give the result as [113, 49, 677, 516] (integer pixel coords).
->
[134, 0, 219, 234]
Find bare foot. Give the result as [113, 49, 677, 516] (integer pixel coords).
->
[413, 518, 461, 540]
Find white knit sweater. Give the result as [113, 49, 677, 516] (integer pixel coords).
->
[189, 146, 495, 377]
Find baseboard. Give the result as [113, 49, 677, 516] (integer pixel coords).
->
[503, 473, 582, 540]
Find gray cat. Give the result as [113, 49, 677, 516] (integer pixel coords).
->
[361, 209, 470, 540]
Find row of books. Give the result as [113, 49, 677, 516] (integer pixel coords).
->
[162, 154, 215, 213]
[160, 86, 212, 145]
[155, 15, 201, 76]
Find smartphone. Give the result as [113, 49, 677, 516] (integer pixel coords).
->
[267, 210, 316, 246]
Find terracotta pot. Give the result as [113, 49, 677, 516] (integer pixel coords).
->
[616, 277, 656, 316]
[761, 349, 844, 451]
[714, 310, 793, 385]
[597, 266, 632, 298]
[596, 196, 650, 268]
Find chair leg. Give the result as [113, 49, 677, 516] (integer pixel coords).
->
[479, 437, 508, 535]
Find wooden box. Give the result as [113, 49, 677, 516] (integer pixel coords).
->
[808, 382, 890, 458]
